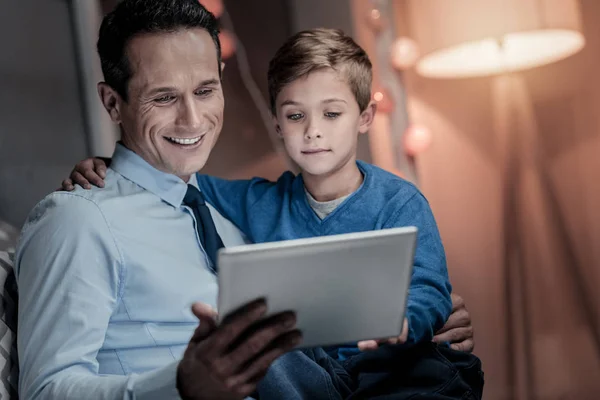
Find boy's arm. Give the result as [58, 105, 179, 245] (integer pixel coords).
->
[383, 192, 452, 345]
[15, 193, 181, 400]
[196, 173, 275, 242]
[58, 157, 274, 242]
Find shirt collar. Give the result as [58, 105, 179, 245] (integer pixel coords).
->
[110, 142, 198, 208]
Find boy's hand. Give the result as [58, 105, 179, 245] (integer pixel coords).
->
[357, 293, 475, 352]
[357, 318, 409, 351]
[61, 157, 109, 191]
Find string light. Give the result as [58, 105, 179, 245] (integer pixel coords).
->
[198, 0, 223, 18]
[390, 37, 420, 70]
[403, 125, 432, 156]
[372, 89, 394, 114]
[366, 7, 385, 32]
[219, 30, 236, 59]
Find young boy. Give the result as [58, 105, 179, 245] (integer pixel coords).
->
[64, 28, 482, 398]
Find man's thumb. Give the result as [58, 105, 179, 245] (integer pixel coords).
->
[190, 302, 218, 341]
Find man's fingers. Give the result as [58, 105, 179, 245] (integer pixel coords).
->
[207, 299, 268, 356]
[71, 171, 91, 189]
[191, 302, 218, 324]
[219, 312, 298, 376]
[450, 292, 465, 312]
[191, 302, 217, 318]
[226, 330, 301, 388]
[190, 320, 215, 343]
[433, 326, 473, 345]
[190, 303, 217, 342]
[225, 383, 258, 400]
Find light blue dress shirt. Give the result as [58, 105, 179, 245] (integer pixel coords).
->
[14, 143, 248, 399]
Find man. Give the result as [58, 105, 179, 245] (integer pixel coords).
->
[15, 1, 475, 399]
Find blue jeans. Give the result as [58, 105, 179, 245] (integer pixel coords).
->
[256, 342, 484, 400]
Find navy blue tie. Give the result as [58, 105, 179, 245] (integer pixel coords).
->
[183, 184, 224, 271]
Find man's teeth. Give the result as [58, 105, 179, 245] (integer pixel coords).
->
[167, 136, 202, 145]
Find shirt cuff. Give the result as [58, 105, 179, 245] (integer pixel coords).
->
[131, 361, 182, 400]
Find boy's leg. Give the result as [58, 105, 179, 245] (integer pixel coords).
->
[343, 342, 484, 400]
[255, 348, 355, 400]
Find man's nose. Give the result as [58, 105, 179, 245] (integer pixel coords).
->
[178, 98, 203, 130]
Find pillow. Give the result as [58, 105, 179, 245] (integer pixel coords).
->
[0, 219, 19, 399]
[0, 220, 17, 253]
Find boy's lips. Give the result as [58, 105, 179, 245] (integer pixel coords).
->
[301, 148, 331, 154]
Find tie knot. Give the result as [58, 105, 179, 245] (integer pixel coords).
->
[183, 184, 206, 207]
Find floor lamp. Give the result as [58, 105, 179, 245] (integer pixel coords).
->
[404, 0, 590, 398]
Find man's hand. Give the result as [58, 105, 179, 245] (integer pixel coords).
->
[432, 293, 474, 352]
[357, 318, 408, 351]
[177, 299, 302, 400]
[61, 157, 109, 191]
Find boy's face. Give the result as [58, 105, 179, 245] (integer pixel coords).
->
[274, 68, 375, 177]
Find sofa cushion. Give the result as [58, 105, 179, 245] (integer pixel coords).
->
[0, 219, 19, 399]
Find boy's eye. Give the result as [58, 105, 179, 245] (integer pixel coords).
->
[155, 95, 176, 104]
[287, 113, 304, 121]
[325, 112, 341, 119]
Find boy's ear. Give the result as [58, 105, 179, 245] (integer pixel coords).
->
[98, 82, 122, 124]
[272, 115, 283, 138]
[358, 100, 377, 134]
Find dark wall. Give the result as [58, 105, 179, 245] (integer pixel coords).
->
[202, 0, 293, 180]
[0, 1, 88, 227]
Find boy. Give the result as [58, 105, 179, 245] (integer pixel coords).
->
[64, 28, 482, 398]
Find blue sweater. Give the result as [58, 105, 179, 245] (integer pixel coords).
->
[197, 161, 452, 358]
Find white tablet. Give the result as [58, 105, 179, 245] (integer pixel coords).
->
[216, 226, 417, 348]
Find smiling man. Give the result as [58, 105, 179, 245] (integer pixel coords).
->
[14, 2, 302, 399]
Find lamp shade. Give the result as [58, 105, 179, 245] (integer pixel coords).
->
[407, 0, 585, 78]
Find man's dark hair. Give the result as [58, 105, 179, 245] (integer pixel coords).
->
[97, 0, 221, 101]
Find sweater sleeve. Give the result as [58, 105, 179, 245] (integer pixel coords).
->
[196, 173, 275, 242]
[383, 192, 452, 344]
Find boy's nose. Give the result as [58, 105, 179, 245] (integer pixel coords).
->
[304, 124, 323, 140]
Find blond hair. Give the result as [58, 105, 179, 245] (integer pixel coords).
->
[268, 28, 372, 114]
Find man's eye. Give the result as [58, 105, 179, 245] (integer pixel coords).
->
[155, 95, 175, 103]
[287, 113, 303, 121]
[325, 112, 341, 119]
[196, 89, 213, 97]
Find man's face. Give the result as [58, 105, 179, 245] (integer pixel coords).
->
[101, 28, 224, 181]
[274, 68, 373, 178]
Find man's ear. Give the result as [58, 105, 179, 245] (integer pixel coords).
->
[221, 62, 226, 73]
[97, 82, 123, 124]
[358, 101, 377, 134]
